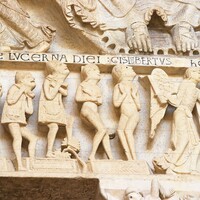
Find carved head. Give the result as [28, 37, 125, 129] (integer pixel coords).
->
[184, 67, 200, 82]
[112, 64, 136, 83]
[81, 64, 100, 82]
[46, 61, 69, 76]
[124, 188, 143, 200]
[15, 72, 36, 90]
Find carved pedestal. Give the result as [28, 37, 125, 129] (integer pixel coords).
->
[12, 158, 81, 173]
[88, 160, 151, 175]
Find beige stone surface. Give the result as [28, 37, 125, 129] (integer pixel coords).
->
[0, 0, 199, 198]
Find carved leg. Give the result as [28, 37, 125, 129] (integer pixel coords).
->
[102, 134, 113, 160]
[125, 114, 139, 160]
[8, 123, 25, 171]
[117, 114, 132, 160]
[89, 130, 107, 160]
[81, 108, 110, 160]
[65, 116, 74, 142]
[190, 144, 200, 174]
[169, 111, 189, 164]
[47, 123, 59, 157]
[20, 126, 38, 159]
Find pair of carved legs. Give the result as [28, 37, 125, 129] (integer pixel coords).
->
[8, 123, 37, 170]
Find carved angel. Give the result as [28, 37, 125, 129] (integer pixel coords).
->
[148, 68, 172, 139]
[149, 67, 200, 174]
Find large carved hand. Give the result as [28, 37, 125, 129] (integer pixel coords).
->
[172, 22, 199, 52]
[126, 22, 152, 52]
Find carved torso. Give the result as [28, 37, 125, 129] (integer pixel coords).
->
[1, 84, 28, 125]
[38, 77, 67, 126]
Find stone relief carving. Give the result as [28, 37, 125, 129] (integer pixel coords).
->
[0, 1, 200, 198]
[57, 0, 200, 55]
[75, 64, 113, 160]
[112, 65, 140, 160]
[149, 67, 200, 174]
[101, 178, 179, 200]
[38, 61, 80, 158]
[0, 0, 55, 52]
[1, 72, 38, 171]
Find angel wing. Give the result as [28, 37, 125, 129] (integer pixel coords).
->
[148, 68, 172, 139]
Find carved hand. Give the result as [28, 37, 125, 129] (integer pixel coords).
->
[25, 90, 35, 98]
[157, 94, 167, 104]
[60, 82, 68, 89]
[126, 22, 152, 52]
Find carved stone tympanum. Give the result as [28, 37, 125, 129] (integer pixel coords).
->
[149, 67, 200, 174]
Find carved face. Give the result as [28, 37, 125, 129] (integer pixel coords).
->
[21, 73, 36, 90]
[56, 62, 69, 76]
[121, 66, 136, 81]
[191, 69, 200, 82]
[86, 68, 100, 81]
[185, 67, 200, 82]
[125, 192, 143, 200]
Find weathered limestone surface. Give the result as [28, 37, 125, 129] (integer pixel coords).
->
[0, 0, 199, 199]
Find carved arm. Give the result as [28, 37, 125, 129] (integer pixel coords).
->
[25, 96, 34, 115]
[76, 85, 99, 104]
[113, 84, 126, 108]
[43, 79, 61, 100]
[6, 85, 26, 105]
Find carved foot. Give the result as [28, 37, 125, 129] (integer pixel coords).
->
[46, 151, 54, 158]
[18, 166, 27, 171]
[171, 22, 198, 52]
[126, 22, 152, 53]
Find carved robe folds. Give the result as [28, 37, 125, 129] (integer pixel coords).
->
[0, 0, 55, 52]
[58, 0, 143, 30]
[38, 75, 67, 126]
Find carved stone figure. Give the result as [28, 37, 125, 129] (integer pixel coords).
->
[38, 61, 80, 157]
[57, 0, 200, 54]
[1, 72, 38, 170]
[145, 0, 200, 52]
[101, 178, 178, 200]
[149, 68, 200, 174]
[75, 64, 113, 160]
[167, 1, 200, 52]
[0, 0, 55, 52]
[57, 0, 152, 53]
[112, 65, 140, 160]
